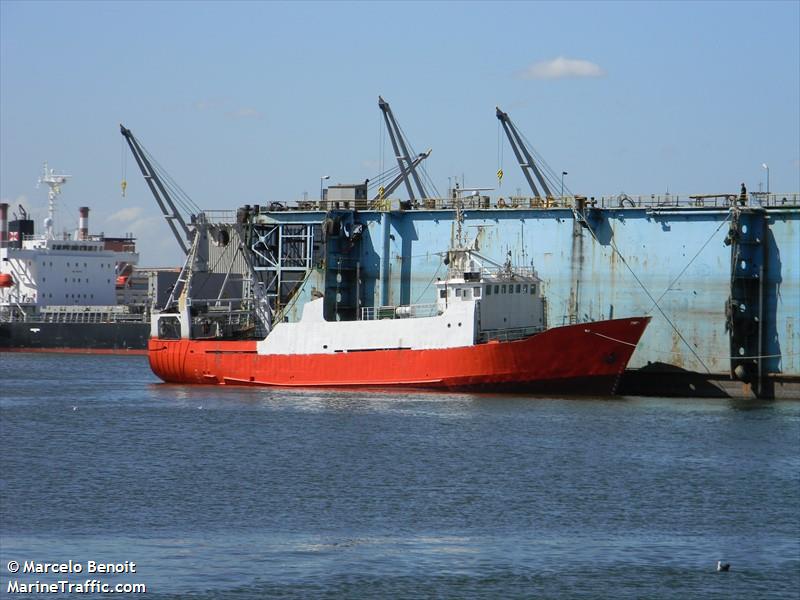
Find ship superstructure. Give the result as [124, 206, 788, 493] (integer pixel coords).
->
[0, 165, 150, 352]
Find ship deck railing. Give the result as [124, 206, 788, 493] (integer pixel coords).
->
[447, 266, 541, 282]
[478, 325, 545, 343]
[0, 308, 149, 324]
[360, 303, 440, 321]
[196, 193, 798, 220]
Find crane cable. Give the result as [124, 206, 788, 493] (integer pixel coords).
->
[581, 214, 712, 374]
[120, 137, 127, 197]
[647, 211, 732, 313]
[497, 120, 504, 188]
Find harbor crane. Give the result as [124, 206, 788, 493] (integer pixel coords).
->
[378, 96, 430, 201]
[120, 125, 195, 255]
[495, 107, 554, 199]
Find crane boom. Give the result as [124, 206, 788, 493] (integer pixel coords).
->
[120, 124, 193, 255]
[372, 149, 432, 201]
[378, 96, 429, 200]
[495, 108, 553, 199]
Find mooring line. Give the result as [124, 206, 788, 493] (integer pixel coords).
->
[580, 213, 712, 374]
[585, 330, 638, 347]
[648, 211, 732, 312]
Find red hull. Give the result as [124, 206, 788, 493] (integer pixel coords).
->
[148, 317, 650, 395]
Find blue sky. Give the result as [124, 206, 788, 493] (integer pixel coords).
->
[2, 0, 798, 266]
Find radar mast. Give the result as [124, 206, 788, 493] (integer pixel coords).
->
[37, 162, 71, 239]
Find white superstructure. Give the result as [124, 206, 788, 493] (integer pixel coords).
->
[0, 236, 137, 307]
[0, 165, 139, 313]
[255, 264, 546, 355]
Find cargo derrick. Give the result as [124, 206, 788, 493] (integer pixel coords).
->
[378, 96, 431, 202]
[120, 125, 196, 255]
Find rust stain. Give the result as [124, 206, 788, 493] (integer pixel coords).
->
[670, 329, 685, 369]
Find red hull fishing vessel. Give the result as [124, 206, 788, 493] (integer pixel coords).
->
[147, 215, 650, 394]
[150, 317, 649, 393]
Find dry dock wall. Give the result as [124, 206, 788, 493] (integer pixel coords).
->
[341, 206, 798, 382]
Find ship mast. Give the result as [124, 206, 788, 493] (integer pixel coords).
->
[37, 162, 70, 239]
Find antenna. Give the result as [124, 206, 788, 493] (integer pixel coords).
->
[37, 162, 71, 239]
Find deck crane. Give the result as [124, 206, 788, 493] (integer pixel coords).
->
[378, 96, 430, 201]
[372, 149, 432, 201]
[120, 124, 194, 255]
[495, 107, 554, 200]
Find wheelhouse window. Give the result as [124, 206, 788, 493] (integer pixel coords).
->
[473, 287, 481, 298]
[486, 285, 492, 296]
[501, 284, 507, 294]
[439, 289, 446, 299]
[158, 316, 182, 340]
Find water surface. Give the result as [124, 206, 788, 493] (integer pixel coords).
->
[1, 353, 798, 598]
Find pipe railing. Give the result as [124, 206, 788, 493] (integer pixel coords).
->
[200, 192, 798, 216]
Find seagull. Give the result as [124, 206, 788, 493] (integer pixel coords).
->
[72, 406, 77, 411]
[717, 561, 730, 572]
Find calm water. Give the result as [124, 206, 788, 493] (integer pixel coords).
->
[1, 353, 798, 599]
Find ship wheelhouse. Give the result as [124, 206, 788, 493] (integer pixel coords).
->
[434, 262, 546, 344]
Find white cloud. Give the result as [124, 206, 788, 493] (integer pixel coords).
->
[519, 56, 606, 80]
[107, 206, 143, 223]
[128, 216, 185, 266]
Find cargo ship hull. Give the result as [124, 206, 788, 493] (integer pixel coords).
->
[0, 322, 149, 354]
[148, 317, 649, 394]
